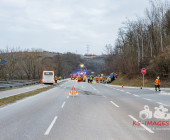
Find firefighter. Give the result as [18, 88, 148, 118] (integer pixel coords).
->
[155, 76, 161, 91]
[100, 76, 102, 83]
[90, 76, 93, 84]
[109, 77, 111, 83]
[103, 76, 105, 83]
[115, 73, 117, 78]
[55, 76, 58, 83]
[96, 76, 98, 83]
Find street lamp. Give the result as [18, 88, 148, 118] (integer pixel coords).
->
[80, 63, 84, 68]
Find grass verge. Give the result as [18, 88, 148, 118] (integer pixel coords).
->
[110, 74, 170, 88]
[0, 86, 54, 108]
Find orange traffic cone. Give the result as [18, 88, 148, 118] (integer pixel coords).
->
[140, 86, 142, 89]
[122, 85, 123, 88]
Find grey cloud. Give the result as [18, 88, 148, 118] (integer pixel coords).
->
[0, 0, 150, 54]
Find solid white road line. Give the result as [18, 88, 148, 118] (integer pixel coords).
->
[103, 96, 107, 98]
[133, 94, 139, 97]
[128, 115, 154, 133]
[61, 102, 66, 108]
[110, 101, 119, 107]
[44, 116, 58, 135]
[143, 98, 151, 101]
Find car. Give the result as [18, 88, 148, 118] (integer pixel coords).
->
[105, 76, 111, 83]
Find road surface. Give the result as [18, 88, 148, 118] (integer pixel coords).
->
[0, 79, 68, 99]
[0, 79, 170, 140]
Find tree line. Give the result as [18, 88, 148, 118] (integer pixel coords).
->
[104, 0, 170, 79]
[0, 47, 103, 80]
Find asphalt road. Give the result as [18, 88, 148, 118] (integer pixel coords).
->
[0, 79, 68, 99]
[0, 79, 170, 140]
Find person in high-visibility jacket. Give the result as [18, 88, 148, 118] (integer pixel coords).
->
[55, 76, 58, 83]
[90, 76, 93, 84]
[100, 76, 102, 83]
[96, 76, 98, 83]
[155, 76, 161, 91]
[103, 77, 105, 83]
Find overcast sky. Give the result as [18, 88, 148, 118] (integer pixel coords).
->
[0, 0, 151, 55]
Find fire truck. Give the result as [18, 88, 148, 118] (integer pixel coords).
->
[77, 72, 86, 82]
[70, 74, 77, 80]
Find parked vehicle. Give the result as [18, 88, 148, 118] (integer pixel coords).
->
[42, 71, 55, 84]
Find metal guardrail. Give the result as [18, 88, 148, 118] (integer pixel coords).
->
[0, 80, 40, 90]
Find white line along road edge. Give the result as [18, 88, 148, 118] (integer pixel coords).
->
[128, 115, 154, 133]
[110, 101, 119, 107]
[44, 116, 58, 135]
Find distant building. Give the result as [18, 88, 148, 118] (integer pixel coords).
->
[84, 54, 97, 58]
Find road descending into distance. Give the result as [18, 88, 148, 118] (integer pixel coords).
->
[0, 79, 170, 140]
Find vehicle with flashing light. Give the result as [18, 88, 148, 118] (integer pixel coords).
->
[42, 71, 55, 84]
[70, 74, 77, 80]
[77, 71, 87, 82]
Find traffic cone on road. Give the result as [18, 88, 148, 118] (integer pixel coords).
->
[69, 86, 78, 96]
[140, 86, 142, 89]
[122, 85, 123, 88]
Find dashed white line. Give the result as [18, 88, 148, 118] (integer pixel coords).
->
[44, 116, 58, 135]
[128, 115, 154, 133]
[103, 96, 107, 98]
[133, 94, 139, 97]
[156, 102, 167, 106]
[143, 98, 151, 101]
[110, 101, 119, 107]
[67, 96, 69, 98]
[120, 90, 125, 92]
[61, 102, 66, 108]
[126, 92, 131, 94]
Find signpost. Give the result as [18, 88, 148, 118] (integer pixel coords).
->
[141, 68, 146, 87]
[0, 59, 7, 65]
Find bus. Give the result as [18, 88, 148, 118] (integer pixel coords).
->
[42, 71, 55, 84]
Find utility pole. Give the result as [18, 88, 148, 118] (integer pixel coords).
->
[86, 45, 89, 54]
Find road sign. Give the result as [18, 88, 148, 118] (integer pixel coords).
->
[0, 59, 7, 65]
[141, 68, 146, 87]
[141, 68, 146, 74]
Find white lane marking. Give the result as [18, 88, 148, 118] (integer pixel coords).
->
[97, 91, 100, 93]
[44, 116, 58, 135]
[133, 94, 139, 97]
[126, 92, 131, 94]
[110, 101, 119, 107]
[143, 98, 151, 101]
[61, 102, 66, 108]
[103, 96, 107, 98]
[120, 90, 125, 92]
[67, 96, 69, 98]
[128, 115, 154, 133]
[156, 102, 167, 106]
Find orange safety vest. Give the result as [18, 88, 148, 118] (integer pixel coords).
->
[103, 77, 105, 80]
[55, 77, 58, 80]
[155, 79, 160, 85]
[96, 77, 98, 80]
[100, 77, 102, 80]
